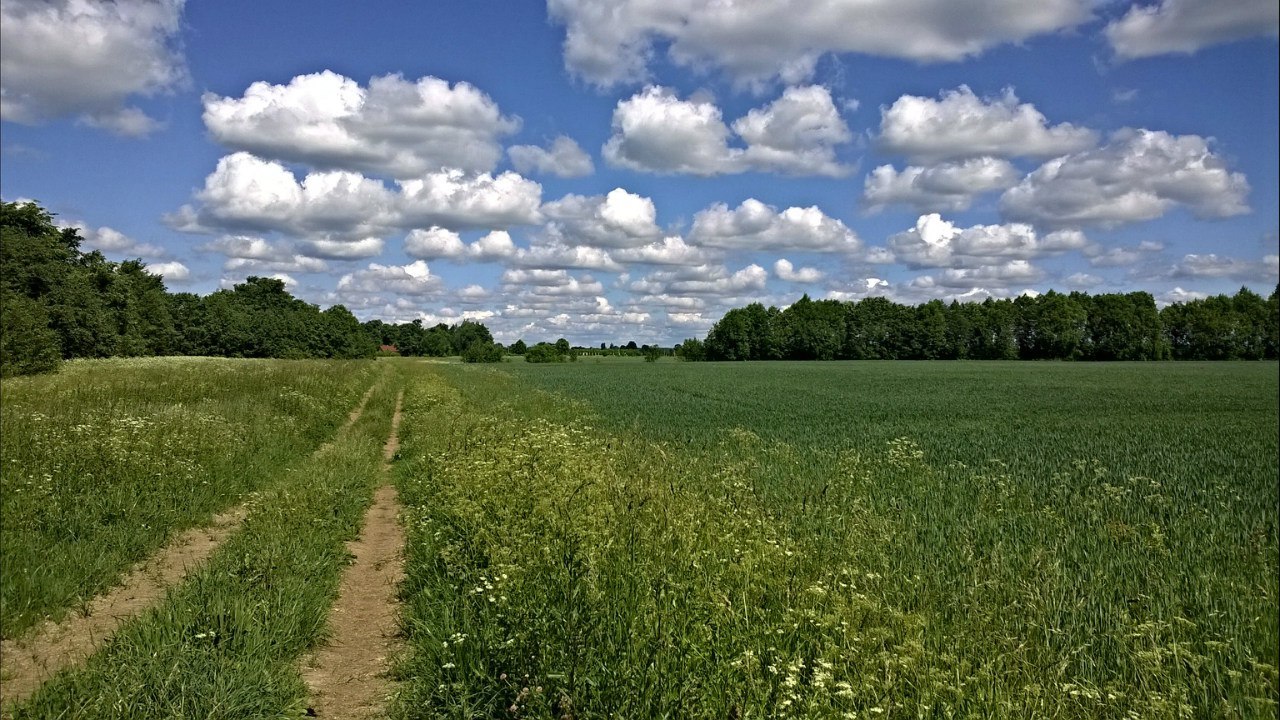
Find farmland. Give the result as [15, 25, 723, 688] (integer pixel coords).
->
[1, 358, 1277, 718]
[394, 360, 1278, 718]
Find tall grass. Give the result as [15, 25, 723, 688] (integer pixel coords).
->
[0, 357, 378, 638]
[9, 363, 404, 718]
[392, 363, 1278, 718]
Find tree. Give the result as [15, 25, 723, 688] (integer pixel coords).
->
[1084, 292, 1163, 360]
[915, 300, 950, 359]
[1017, 291, 1087, 360]
[845, 297, 900, 359]
[1, 289, 61, 377]
[705, 307, 753, 360]
[321, 305, 376, 359]
[1267, 285, 1279, 360]
[776, 295, 843, 360]
[510, 339, 527, 355]
[452, 321, 494, 355]
[461, 340, 504, 363]
[676, 337, 706, 361]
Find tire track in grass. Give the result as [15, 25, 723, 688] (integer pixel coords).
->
[0, 381, 381, 709]
[302, 389, 406, 719]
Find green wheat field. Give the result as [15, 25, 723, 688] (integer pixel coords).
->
[2, 357, 1276, 718]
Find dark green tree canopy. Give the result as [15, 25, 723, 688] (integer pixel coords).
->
[696, 289, 1276, 362]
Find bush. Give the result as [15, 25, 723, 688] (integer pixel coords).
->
[1, 290, 62, 377]
[524, 343, 566, 363]
[461, 341, 504, 363]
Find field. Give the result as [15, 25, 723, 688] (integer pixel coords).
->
[1, 358, 1276, 718]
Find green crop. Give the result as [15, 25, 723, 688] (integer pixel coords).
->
[392, 361, 1278, 718]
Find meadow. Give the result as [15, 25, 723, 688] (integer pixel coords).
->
[392, 360, 1278, 718]
[1, 357, 1276, 718]
[0, 357, 378, 638]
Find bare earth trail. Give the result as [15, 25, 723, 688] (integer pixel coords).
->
[0, 382, 381, 709]
[303, 390, 406, 719]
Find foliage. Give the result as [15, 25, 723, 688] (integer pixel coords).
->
[1, 289, 62, 377]
[700, 289, 1277, 362]
[363, 318, 496, 358]
[524, 341, 572, 363]
[1, 201, 390, 375]
[1161, 286, 1278, 360]
[675, 337, 706, 361]
[460, 340, 505, 363]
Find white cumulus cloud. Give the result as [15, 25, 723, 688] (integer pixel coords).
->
[543, 188, 664, 248]
[774, 258, 825, 283]
[338, 260, 443, 296]
[148, 261, 190, 281]
[171, 153, 543, 242]
[404, 227, 466, 259]
[732, 85, 853, 177]
[887, 213, 1089, 268]
[1167, 253, 1279, 282]
[203, 71, 520, 178]
[0, 0, 187, 135]
[878, 86, 1097, 163]
[604, 85, 854, 176]
[1000, 129, 1251, 227]
[204, 235, 329, 273]
[613, 236, 715, 266]
[508, 136, 595, 177]
[548, 0, 1093, 88]
[690, 199, 861, 253]
[1106, 0, 1278, 59]
[863, 158, 1020, 213]
[603, 86, 742, 175]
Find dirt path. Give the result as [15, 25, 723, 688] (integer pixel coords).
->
[0, 383, 381, 710]
[0, 505, 248, 707]
[303, 390, 406, 719]
[335, 381, 373, 430]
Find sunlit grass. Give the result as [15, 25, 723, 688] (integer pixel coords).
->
[392, 362, 1278, 718]
[0, 357, 379, 638]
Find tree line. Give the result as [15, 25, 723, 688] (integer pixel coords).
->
[682, 289, 1279, 362]
[0, 201, 500, 377]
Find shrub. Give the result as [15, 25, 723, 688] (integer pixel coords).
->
[461, 340, 504, 363]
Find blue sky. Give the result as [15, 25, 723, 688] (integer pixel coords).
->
[1, 0, 1276, 345]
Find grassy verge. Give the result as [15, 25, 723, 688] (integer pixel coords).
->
[391, 364, 1277, 718]
[7, 367, 401, 719]
[0, 357, 378, 638]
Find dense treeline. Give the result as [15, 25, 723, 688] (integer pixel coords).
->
[692, 289, 1279, 362]
[359, 317, 498, 359]
[0, 202, 497, 377]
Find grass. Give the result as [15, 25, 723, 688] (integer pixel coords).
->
[3, 357, 1275, 717]
[9, 363, 405, 718]
[0, 357, 379, 638]
[392, 361, 1278, 718]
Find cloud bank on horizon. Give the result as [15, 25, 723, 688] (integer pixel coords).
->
[1, 0, 1277, 345]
